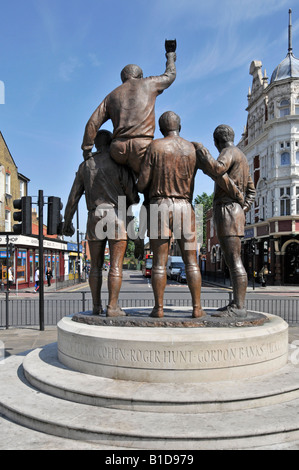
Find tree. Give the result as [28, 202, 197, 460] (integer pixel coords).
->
[126, 240, 135, 258]
[194, 192, 214, 249]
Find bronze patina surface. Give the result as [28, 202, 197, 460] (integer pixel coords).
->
[193, 125, 256, 319]
[72, 309, 268, 328]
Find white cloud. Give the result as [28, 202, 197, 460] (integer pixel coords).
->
[59, 57, 82, 81]
[213, 0, 289, 24]
[150, 0, 289, 29]
[33, 0, 61, 52]
[179, 28, 264, 83]
[148, 0, 291, 84]
[88, 53, 102, 68]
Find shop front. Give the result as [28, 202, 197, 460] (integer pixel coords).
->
[243, 217, 299, 286]
[0, 234, 67, 290]
[67, 242, 83, 280]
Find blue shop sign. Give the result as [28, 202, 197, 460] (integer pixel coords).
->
[244, 228, 255, 239]
[67, 242, 82, 253]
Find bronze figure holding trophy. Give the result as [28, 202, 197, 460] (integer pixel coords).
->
[64, 38, 256, 320]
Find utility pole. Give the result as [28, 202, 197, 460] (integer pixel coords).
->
[38, 190, 45, 331]
[5, 235, 9, 329]
[77, 208, 81, 283]
[12, 191, 63, 331]
[252, 239, 256, 291]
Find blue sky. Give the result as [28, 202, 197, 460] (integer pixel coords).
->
[1, 0, 299, 238]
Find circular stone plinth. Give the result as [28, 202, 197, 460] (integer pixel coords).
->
[72, 308, 268, 328]
[57, 309, 289, 383]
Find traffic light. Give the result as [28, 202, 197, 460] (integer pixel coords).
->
[47, 196, 63, 235]
[13, 197, 32, 235]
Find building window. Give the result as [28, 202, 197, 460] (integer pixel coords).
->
[5, 210, 11, 232]
[216, 246, 221, 262]
[260, 155, 267, 179]
[269, 102, 274, 120]
[20, 180, 25, 197]
[280, 187, 291, 216]
[296, 187, 299, 215]
[296, 151, 299, 164]
[279, 99, 290, 117]
[246, 208, 252, 225]
[210, 218, 214, 238]
[271, 155, 275, 168]
[5, 173, 11, 195]
[281, 152, 290, 166]
[211, 246, 216, 264]
[17, 249, 27, 282]
[271, 190, 275, 217]
[259, 196, 266, 221]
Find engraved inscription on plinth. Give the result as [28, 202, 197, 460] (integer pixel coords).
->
[57, 314, 289, 383]
[58, 333, 287, 370]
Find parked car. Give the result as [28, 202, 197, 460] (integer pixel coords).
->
[166, 256, 184, 279]
[177, 268, 187, 283]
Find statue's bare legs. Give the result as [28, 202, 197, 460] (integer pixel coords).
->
[106, 239, 127, 317]
[88, 240, 105, 315]
[213, 236, 247, 318]
[88, 239, 127, 317]
[150, 239, 169, 318]
[150, 238, 205, 319]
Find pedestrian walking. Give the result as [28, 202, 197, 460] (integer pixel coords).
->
[259, 265, 269, 287]
[46, 267, 53, 287]
[34, 267, 39, 292]
[7, 266, 13, 292]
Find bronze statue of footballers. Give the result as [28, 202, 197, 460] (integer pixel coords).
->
[63, 130, 139, 317]
[193, 125, 256, 318]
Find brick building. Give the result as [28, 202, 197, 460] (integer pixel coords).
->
[0, 131, 30, 232]
[0, 131, 67, 289]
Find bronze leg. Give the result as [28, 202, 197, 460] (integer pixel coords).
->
[88, 240, 106, 315]
[219, 236, 248, 312]
[177, 238, 205, 318]
[150, 239, 170, 318]
[106, 239, 128, 317]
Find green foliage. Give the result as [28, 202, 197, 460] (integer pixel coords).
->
[126, 240, 135, 258]
[194, 192, 214, 210]
[194, 192, 214, 248]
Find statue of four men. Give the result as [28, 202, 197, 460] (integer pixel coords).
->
[63, 43, 256, 319]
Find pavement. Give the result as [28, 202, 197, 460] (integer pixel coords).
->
[0, 280, 89, 357]
[1, 281, 299, 451]
[1, 280, 299, 357]
[0, 279, 90, 298]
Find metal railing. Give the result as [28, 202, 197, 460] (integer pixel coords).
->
[1, 291, 299, 328]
